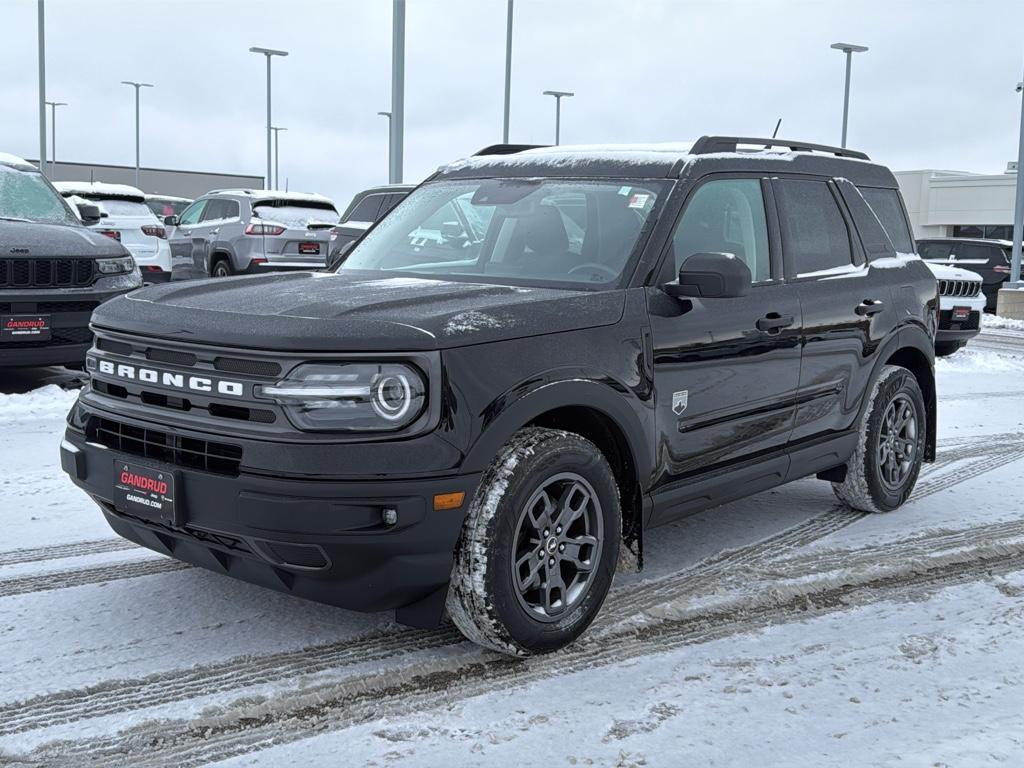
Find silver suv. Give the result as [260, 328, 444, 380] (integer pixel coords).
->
[164, 189, 339, 280]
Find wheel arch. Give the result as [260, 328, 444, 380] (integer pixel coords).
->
[877, 326, 937, 462]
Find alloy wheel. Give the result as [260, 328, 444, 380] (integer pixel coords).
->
[877, 393, 918, 490]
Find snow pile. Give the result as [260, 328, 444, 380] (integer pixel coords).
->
[983, 314, 1024, 332]
[936, 348, 1024, 372]
[0, 386, 78, 422]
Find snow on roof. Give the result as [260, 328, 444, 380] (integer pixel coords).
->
[53, 181, 145, 200]
[210, 189, 335, 206]
[145, 194, 192, 203]
[0, 152, 35, 168]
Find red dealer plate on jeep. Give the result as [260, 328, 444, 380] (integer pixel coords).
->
[952, 306, 971, 321]
[113, 461, 176, 524]
[299, 242, 321, 254]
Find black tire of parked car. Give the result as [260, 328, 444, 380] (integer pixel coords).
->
[832, 365, 926, 513]
[446, 427, 621, 656]
[934, 341, 965, 357]
[211, 258, 234, 278]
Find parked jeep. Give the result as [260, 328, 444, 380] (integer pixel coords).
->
[61, 137, 937, 655]
[164, 189, 339, 280]
[1, 153, 141, 368]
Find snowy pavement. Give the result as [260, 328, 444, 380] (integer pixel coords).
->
[0, 330, 1022, 767]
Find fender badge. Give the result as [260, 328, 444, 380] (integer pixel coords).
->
[672, 390, 688, 415]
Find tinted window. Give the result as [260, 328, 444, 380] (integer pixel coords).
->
[918, 242, 952, 260]
[178, 200, 207, 226]
[954, 243, 1001, 265]
[81, 198, 153, 218]
[776, 179, 852, 275]
[672, 179, 771, 282]
[380, 194, 407, 217]
[347, 194, 384, 223]
[859, 187, 914, 253]
[202, 198, 239, 222]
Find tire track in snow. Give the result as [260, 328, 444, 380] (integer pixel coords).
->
[2, 430, 1020, 737]
[0, 538, 136, 568]
[28, 541, 1024, 768]
[0, 558, 189, 599]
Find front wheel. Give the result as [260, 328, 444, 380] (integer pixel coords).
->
[832, 365, 926, 513]
[447, 428, 620, 656]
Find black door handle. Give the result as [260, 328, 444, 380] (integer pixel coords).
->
[855, 299, 885, 316]
[756, 312, 795, 333]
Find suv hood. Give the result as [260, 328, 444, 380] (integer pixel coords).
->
[0, 219, 128, 257]
[92, 271, 626, 351]
[924, 261, 982, 282]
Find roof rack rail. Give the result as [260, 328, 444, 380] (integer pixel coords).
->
[689, 136, 869, 161]
[473, 144, 549, 156]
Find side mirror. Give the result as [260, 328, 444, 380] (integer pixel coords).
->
[665, 252, 752, 299]
[164, 215, 179, 227]
[76, 202, 102, 225]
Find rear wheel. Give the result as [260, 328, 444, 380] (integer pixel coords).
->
[934, 341, 964, 357]
[447, 428, 620, 656]
[211, 258, 234, 278]
[832, 365, 926, 513]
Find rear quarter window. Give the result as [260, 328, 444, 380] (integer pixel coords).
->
[858, 187, 914, 253]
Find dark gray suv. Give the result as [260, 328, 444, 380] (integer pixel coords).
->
[165, 190, 339, 280]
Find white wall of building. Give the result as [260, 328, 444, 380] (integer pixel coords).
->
[895, 169, 1018, 239]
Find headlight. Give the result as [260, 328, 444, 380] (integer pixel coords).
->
[258, 362, 427, 432]
[96, 256, 135, 275]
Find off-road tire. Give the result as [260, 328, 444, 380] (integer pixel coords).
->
[832, 365, 926, 513]
[447, 427, 620, 656]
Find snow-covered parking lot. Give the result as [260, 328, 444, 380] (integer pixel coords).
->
[1, 328, 1023, 768]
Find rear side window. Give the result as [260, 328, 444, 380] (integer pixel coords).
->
[672, 178, 771, 282]
[859, 187, 914, 252]
[954, 243, 1001, 265]
[380, 194, 406, 217]
[347, 194, 384, 223]
[202, 199, 239, 222]
[775, 179, 852, 276]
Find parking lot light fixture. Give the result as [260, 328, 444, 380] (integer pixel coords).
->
[44, 100, 67, 179]
[1010, 79, 1024, 288]
[120, 81, 153, 188]
[542, 90, 574, 145]
[830, 42, 868, 148]
[271, 126, 287, 189]
[249, 47, 289, 191]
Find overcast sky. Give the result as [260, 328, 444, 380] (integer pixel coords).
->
[2, 0, 1023, 206]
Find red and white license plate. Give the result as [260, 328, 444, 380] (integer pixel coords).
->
[952, 306, 971, 321]
[298, 242, 321, 255]
[113, 461, 176, 524]
[1, 314, 51, 341]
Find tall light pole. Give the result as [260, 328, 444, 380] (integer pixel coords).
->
[378, 111, 392, 182]
[390, 0, 405, 184]
[502, 0, 514, 143]
[121, 81, 153, 189]
[37, 0, 47, 176]
[830, 42, 868, 148]
[542, 90, 573, 145]
[1010, 80, 1024, 289]
[271, 126, 286, 189]
[45, 100, 67, 178]
[249, 47, 288, 190]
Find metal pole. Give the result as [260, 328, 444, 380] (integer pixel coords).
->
[38, 0, 47, 176]
[266, 56, 272, 189]
[51, 104, 56, 177]
[378, 112, 392, 183]
[274, 128, 279, 189]
[555, 97, 561, 145]
[1010, 80, 1024, 286]
[841, 50, 852, 148]
[134, 86, 140, 187]
[391, 0, 406, 184]
[502, 0, 513, 143]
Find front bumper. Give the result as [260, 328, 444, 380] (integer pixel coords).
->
[60, 428, 479, 624]
[936, 309, 982, 343]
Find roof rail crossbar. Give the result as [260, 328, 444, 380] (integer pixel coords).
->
[690, 136, 869, 161]
[473, 144, 550, 156]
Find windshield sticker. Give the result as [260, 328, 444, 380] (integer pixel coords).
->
[628, 193, 650, 209]
[617, 186, 631, 196]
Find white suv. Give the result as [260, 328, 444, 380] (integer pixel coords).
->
[924, 261, 985, 356]
[55, 182, 172, 283]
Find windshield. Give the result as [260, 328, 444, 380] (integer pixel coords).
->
[0, 165, 79, 225]
[252, 202, 339, 229]
[337, 179, 665, 288]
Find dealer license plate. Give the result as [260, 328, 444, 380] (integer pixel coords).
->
[1, 314, 51, 341]
[113, 461, 176, 524]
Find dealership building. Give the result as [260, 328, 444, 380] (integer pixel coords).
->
[29, 159, 263, 200]
[895, 165, 1018, 240]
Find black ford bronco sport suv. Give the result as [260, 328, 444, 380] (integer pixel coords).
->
[61, 137, 937, 655]
[1, 154, 141, 367]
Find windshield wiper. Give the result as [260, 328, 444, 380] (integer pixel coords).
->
[0, 215, 34, 223]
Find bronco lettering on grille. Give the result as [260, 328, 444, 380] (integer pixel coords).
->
[96, 359, 244, 397]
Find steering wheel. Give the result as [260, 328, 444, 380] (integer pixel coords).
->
[568, 262, 619, 281]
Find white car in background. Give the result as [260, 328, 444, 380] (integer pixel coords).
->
[54, 181, 172, 283]
[924, 261, 986, 356]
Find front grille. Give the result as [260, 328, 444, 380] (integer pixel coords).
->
[146, 348, 198, 367]
[92, 380, 276, 424]
[937, 279, 981, 298]
[96, 337, 133, 356]
[939, 309, 981, 331]
[88, 416, 243, 476]
[0, 326, 93, 349]
[214, 356, 282, 377]
[0, 258, 96, 288]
